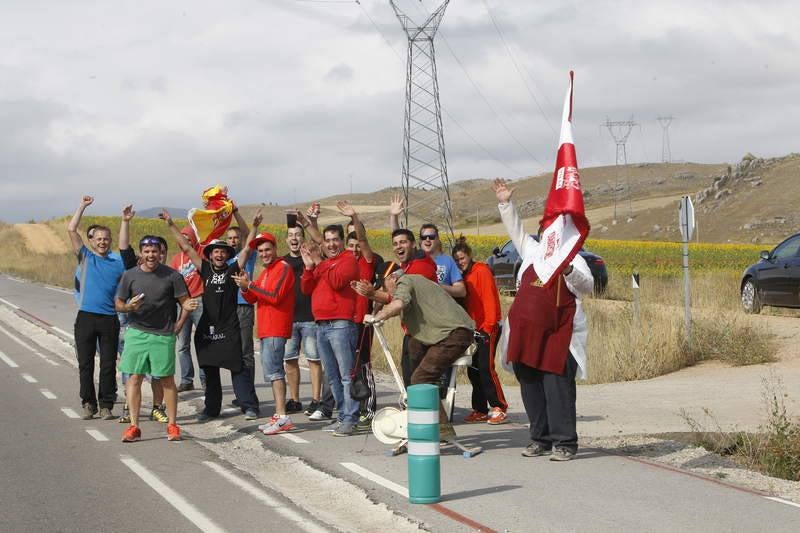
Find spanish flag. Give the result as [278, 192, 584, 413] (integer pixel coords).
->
[187, 185, 235, 245]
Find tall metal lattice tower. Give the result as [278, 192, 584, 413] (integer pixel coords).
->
[657, 115, 673, 163]
[390, 0, 454, 244]
[602, 117, 637, 221]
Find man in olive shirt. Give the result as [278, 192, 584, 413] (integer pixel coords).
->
[365, 270, 474, 437]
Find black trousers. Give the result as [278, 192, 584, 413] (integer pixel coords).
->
[202, 366, 260, 417]
[355, 323, 377, 417]
[74, 311, 119, 409]
[468, 330, 508, 413]
[514, 354, 578, 452]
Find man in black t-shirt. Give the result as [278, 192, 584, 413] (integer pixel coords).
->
[283, 225, 325, 418]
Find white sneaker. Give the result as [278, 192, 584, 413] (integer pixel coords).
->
[308, 409, 332, 422]
[257, 414, 279, 431]
[261, 416, 296, 435]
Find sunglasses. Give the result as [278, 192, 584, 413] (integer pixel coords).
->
[139, 237, 161, 246]
[420, 234, 438, 241]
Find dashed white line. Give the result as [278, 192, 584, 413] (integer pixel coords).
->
[766, 496, 800, 509]
[45, 285, 72, 294]
[0, 322, 37, 351]
[340, 462, 408, 497]
[52, 326, 74, 340]
[40, 389, 57, 399]
[120, 455, 227, 533]
[278, 433, 310, 444]
[61, 407, 80, 419]
[0, 297, 20, 309]
[203, 461, 328, 533]
[35, 352, 59, 366]
[21, 373, 38, 383]
[85, 429, 109, 442]
[0, 350, 19, 368]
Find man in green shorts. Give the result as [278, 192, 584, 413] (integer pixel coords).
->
[115, 235, 197, 442]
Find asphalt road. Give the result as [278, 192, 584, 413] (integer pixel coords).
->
[2, 274, 800, 532]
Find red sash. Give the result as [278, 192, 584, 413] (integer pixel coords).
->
[506, 265, 576, 375]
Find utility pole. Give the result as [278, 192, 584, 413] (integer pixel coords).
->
[602, 117, 637, 222]
[657, 115, 674, 163]
[390, 0, 455, 246]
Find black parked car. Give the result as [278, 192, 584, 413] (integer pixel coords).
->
[740, 232, 800, 313]
[487, 237, 608, 295]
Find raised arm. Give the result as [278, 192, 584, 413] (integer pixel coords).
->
[237, 209, 261, 269]
[388, 193, 404, 232]
[296, 208, 322, 245]
[119, 204, 135, 251]
[337, 200, 374, 262]
[232, 204, 249, 237]
[67, 196, 94, 254]
[160, 210, 202, 270]
[493, 178, 536, 260]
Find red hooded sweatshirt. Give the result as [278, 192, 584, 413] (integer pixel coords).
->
[243, 259, 295, 338]
[301, 251, 359, 321]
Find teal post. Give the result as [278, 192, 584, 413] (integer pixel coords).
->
[406, 383, 441, 504]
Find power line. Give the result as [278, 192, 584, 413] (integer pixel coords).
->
[414, 2, 546, 171]
[481, 0, 556, 136]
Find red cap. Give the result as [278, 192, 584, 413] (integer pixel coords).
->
[249, 232, 277, 250]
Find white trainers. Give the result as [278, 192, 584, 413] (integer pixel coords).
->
[257, 414, 279, 431]
[261, 416, 296, 435]
[308, 409, 332, 422]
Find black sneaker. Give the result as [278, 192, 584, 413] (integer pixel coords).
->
[177, 382, 194, 393]
[303, 400, 320, 416]
[285, 399, 303, 414]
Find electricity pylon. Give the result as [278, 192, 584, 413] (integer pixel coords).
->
[657, 115, 673, 163]
[390, 0, 454, 244]
[602, 117, 637, 221]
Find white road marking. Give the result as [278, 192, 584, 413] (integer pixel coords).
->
[21, 373, 38, 383]
[85, 429, 109, 442]
[61, 407, 80, 419]
[45, 285, 72, 294]
[203, 461, 328, 533]
[51, 326, 74, 340]
[340, 462, 408, 498]
[35, 352, 59, 366]
[221, 407, 239, 415]
[0, 297, 20, 309]
[0, 350, 19, 368]
[5, 276, 25, 283]
[0, 323, 37, 351]
[766, 496, 800, 510]
[120, 455, 227, 533]
[278, 433, 309, 444]
[40, 389, 57, 399]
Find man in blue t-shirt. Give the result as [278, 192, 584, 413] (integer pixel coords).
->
[67, 196, 136, 420]
[418, 223, 466, 299]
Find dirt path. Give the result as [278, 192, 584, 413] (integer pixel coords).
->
[14, 224, 70, 254]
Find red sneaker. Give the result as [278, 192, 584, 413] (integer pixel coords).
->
[121, 425, 141, 442]
[487, 407, 508, 425]
[167, 423, 182, 441]
[463, 411, 489, 423]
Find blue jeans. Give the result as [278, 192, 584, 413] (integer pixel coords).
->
[176, 301, 204, 386]
[316, 320, 358, 425]
[260, 337, 288, 382]
[285, 321, 319, 361]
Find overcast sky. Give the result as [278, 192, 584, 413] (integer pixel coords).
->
[1, 0, 798, 222]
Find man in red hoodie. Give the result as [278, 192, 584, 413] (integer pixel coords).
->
[233, 232, 296, 435]
[300, 224, 360, 437]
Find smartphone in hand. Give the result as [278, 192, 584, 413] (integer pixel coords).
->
[286, 211, 298, 228]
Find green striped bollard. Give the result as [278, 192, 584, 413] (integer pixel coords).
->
[406, 384, 441, 504]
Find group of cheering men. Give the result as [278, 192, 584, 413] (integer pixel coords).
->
[68, 180, 592, 461]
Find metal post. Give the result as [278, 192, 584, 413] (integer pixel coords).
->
[631, 271, 640, 329]
[406, 384, 441, 504]
[682, 239, 692, 347]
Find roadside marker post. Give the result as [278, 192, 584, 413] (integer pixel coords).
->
[406, 384, 441, 504]
[631, 271, 641, 328]
[678, 196, 695, 347]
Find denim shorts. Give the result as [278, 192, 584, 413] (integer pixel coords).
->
[284, 321, 319, 362]
[260, 337, 288, 382]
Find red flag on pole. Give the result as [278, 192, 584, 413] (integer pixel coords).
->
[533, 71, 590, 286]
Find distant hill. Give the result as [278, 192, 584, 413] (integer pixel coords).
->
[137, 207, 188, 219]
